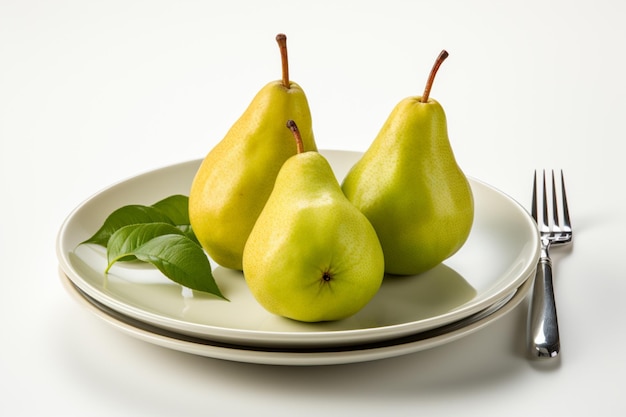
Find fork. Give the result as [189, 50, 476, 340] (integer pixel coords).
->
[527, 169, 573, 359]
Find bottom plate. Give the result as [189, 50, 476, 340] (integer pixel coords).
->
[60, 268, 532, 366]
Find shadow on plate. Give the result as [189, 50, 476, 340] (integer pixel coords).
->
[257, 263, 477, 332]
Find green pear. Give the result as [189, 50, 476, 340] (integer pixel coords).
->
[242, 121, 384, 322]
[189, 34, 317, 270]
[341, 50, 474, 276]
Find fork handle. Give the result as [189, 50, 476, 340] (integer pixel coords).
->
[528, 257, 560, 359]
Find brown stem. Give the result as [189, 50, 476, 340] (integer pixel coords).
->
[286, 120, 304, 154]
[276, 33, 290, 88]
[421, 50, 449, 103]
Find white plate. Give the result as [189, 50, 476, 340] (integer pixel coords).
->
[57, 150, 539, 348]
[60, 269, 532, 366]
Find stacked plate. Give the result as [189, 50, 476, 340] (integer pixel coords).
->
[56, 150, 540, 366]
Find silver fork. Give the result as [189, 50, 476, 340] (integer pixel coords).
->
[527, 170, 573, 359]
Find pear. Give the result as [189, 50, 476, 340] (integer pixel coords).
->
[189, 34, 317, 270]
[341, 50, 474, 276]
[242, 121, 384, 322]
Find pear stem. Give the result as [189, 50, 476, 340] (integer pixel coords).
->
[286, 120, 304, 154]
[421, 50, 449, 103]
[276, 33, 290, 88]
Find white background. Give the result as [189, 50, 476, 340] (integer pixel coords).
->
[2, 1, 625, 416]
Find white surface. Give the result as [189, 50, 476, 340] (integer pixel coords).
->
[57, 153, 538, 348]
[1, 0, 625, 415]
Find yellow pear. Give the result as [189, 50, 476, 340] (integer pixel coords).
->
[342, 50, 474, 276]
[189, 34, 317, 270]
[242, 121, 384, 322]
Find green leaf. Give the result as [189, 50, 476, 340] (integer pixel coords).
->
[177, 224, 200, 246]
[152, 194, 190, 225]
[76, 194, 224, 299]
[81, 205, 174, 247]
[151, 195, 200, 244]
[133, 234, 227, 299]
[105, 222, 185, 272]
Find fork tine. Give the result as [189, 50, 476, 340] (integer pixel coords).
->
[531, 170, 538, 222]
[560, 170, 572, 232]
[551, 170, 560, 230]
[541, 170, 549, 230]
